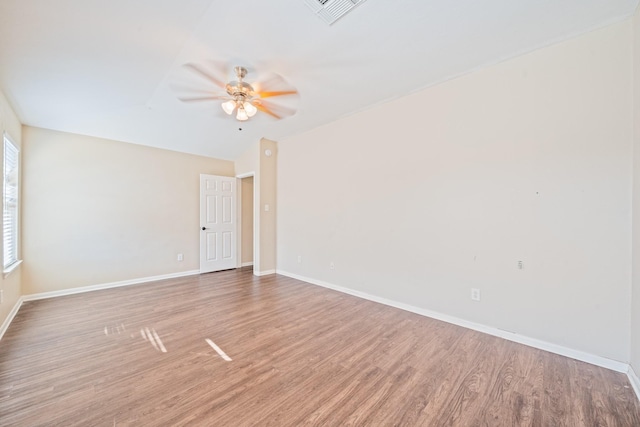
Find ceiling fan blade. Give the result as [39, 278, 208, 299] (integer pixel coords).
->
[257, 90, 298, 99]
[177, 95, 228, 103]
[252, 71, 296, 91]
[254, 99, 297, 120]
[255, 103, 282, 120]
[171, 79, 228, 103]
[183, 63, 227, 89]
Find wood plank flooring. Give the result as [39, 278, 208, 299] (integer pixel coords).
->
[1, 269, 639, 426]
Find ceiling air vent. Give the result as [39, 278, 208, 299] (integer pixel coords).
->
[304, 0, 368, 25]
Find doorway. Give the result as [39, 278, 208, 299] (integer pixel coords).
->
[239, 175, 254, 269]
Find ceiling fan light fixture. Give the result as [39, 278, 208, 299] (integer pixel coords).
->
[236, 106, 249, 121]
[221, 100, 236, 115]
[244, 101, 257, 117]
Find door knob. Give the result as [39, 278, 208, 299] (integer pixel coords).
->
[201, 227, 207, 231]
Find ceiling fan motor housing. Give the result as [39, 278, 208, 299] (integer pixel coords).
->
[226, 66, 255, 101]
[226, 81, 255, 101]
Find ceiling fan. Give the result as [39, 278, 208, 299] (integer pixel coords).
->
[174, 63, 299, 122]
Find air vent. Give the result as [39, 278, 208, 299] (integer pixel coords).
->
[304, 0, 367, 25]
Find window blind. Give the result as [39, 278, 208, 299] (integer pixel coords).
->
[3, 135, 19, 269]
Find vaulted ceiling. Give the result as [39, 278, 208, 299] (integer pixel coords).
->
[0, 0, 638, 159]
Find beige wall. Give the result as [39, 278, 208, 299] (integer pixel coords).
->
[235, 141, 259, 178]
[22, 126, 234, 294]
[259, 139, 277, 273]
[235, 138, 277, 274]
[632, 5, 640, 374]
[278, 21, 634, 362]
[241, 176, 254, 264]
[236, 141, 261, 272]
[0, 90, 22, 329]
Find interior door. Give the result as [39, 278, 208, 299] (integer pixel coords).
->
[200, 174, 237, 273]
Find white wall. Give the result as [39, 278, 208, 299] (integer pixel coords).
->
[278, 21, 634, 362]
[0, 90, 22, 329]
[22, 126, 234, 294]
[631, 5, 640, 373]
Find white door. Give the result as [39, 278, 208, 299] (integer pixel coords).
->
[200, 174, 237, 273]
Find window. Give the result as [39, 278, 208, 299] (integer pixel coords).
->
[3, 134, 19, 270]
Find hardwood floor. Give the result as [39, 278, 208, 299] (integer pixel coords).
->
[1, 269, 639, 426]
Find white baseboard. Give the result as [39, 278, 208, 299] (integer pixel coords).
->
[3, 267, 632, 377]
[0, 296, 25, 341]
[629, 366, 640, 401]
[23, 270, 200, 302]
[241, 262, 254, 267]
[276, 270, 629, 373]
[254, 269, 276, 276]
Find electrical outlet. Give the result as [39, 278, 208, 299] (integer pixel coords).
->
[517, 260, 523, 269]
[471, 288, 481, 301]
[297, 255, 302, 263]
[0, 290, 3, 304]
[177, 253, 184, 261]
[329, 262, 335, 270]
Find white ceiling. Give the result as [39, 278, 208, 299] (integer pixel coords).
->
[0, 0, 638, 160]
